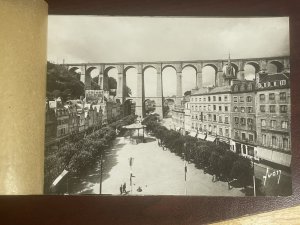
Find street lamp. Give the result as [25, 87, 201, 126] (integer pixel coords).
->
[252, 157, 256, 197]
[183, 143, 187, 195]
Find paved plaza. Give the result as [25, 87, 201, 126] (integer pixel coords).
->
[70, 130, 244, 196]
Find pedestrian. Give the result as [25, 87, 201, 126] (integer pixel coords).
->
[120, 185, 123, 194]
[123, 182, 126, 193]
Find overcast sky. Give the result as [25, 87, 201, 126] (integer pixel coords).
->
[48, 16, 289, 96]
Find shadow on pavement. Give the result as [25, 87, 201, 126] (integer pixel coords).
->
[68, 138, 127, 194]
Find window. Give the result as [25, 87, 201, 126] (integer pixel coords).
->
[247, 118, 253, 126]
[219, 127, 223, 135]
[208, 114, 212, 121]
[246, 96, 252, 102]
[225, 128, 229, 136]
[235, 131, 239, 139]
[219, 106, 222, 111]
[241, 118, 246, 125]
[283, 138, 289, 149]
[260, 105, 266, 112]
[280, 105, 288, 113]
[240, 96, 244, 102]
[248, 84, 253, 91]
[240, 85, 245, 92]
[233, 96, 238, 102]
[199, 106, 202, 111]
[249, 134, 254, 142]
[225, 117, 229, 124]
[281, 121, 288, 129]
[225, 106, 228, 112]
[199, 98, 202, 102]
[192, 123, 194, 129]
[213, 96, 216, 101]
[242, 133, 246, 140]
[262, 134, 267, 145]
[219, 96, 222, 101]
[261, 119, 266, 127]
[248, 146, 254, 156]
[203, 115, 207, 121]
[208, 105, 211, 111]
[272, 136, 277, 147]
[234, 85, 239, 92]
[213, 105, 216, 111]
[241, 107, 245, 113]
[260, 94, 265, 101]
[234, 117, 239, 124]
[247, 107, 253, 113]
[269, 93, 275, 101]
[204, 106, 206, 111]
[213, 114, 217, 122]
[280, 80, 286, 85]
[203, 97, 206, 102]
[269, 105, 276, 113]
[192, 105, 194, 111]
[219, 115, 223, 123]
[208, 96, 211, 102]
[270, 120, 277, 128]
[224, 95, 228, 101]
[195, 106, 198, 111]
[234, 106, 238, 112]
[242, 145, 247, 154]
[280, 92, 286, 101]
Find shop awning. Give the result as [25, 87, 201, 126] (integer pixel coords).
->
[189, 131, 197, 137]
[197, 133, 206, 140]
[206, 136, 216, 142]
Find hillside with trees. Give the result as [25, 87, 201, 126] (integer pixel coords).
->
[46, 62, 85, 100]
[46, 62, 132, 101]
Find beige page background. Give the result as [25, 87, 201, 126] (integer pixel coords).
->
[0, 0, 48, 194]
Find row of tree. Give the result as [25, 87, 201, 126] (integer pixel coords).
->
[45, 115, 136, 191]
[142, 115, 253, 189]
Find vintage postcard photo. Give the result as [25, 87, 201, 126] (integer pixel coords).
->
[45, 16, 291, 196]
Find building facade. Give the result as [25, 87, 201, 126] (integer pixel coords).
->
[56, 107, 69, 138]
[230, 80, 258, 159]
[255, 73, 291, 167]
[190, 86, 232, 142]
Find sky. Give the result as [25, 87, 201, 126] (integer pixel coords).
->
[48, 16, 289, 97]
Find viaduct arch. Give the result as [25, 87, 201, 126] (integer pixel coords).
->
[65, 56, 290, 118]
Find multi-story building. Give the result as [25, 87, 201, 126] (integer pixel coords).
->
[172, 104, 185, 134]
[230, 80, 258, 159]
[255, 73, 291, 167]
[45, 105, 57, 142]
[65, 104, 79, 134]
[190, 86, 232, 143]
[56, 107, 69, 138]
[184, 100, 191, 133]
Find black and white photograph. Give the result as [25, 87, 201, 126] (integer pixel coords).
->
[44, 16, 291, 196]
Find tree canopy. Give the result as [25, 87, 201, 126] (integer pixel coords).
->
[46, 62, 85, 100]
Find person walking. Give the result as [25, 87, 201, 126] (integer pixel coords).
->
[123, 182, 126, 193]
[120, 184, 123, 194]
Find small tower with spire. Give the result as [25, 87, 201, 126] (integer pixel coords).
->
[223, 52, 235, 85]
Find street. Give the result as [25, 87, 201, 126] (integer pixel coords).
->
[69, 130, 244, 196]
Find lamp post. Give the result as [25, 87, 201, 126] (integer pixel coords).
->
[252, 158, 256, 197]
[183, 142, 187, 195]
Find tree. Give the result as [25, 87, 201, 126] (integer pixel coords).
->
[230, 157, 253, 188]
[46, 62, 85, 99]
[184, 90, 191, 96]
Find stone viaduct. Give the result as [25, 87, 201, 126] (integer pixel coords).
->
[64, 56, 290, 118]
